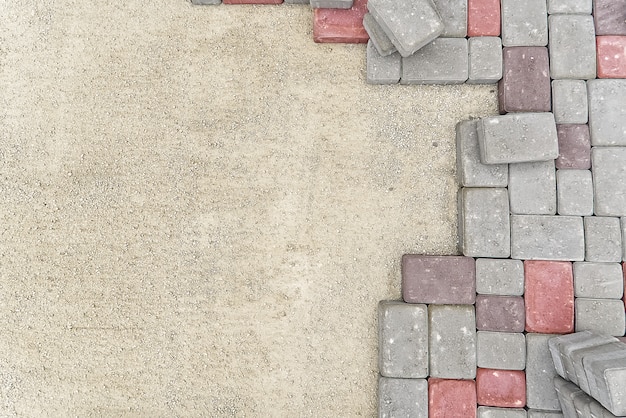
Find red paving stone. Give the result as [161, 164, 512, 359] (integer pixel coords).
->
[467, 0, 501, 37]
[313, 0, 369, 43]
[594, 0, 626, 36]
[428, 378, 477, 418]
[597, 36, 626, 78]
[555, 124, 591, 170]
[498, 47, 551, 114]
[475, 295, 525, 332]
[525, 260, 574, 334]
[476, 368, 526, 408]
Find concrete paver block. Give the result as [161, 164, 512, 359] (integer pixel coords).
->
[588, 80, 626, 146]
[571, 341, 624, 395]
[547, 0, 592, 14]
[556, 169, 593, 216]
[477, 368, 526, 408]
[526, 411, 563, 418]
[501, 0, 548, 47]
[593, 0, 626, 36]
[429, 304, 476, 379]
[622, 219, 626, 261]
[551, 80, 588, 124]
[366, 41, 401, 85]
[476, 295, 525, 333]
[311, 0, 352, 8]
[511, 215, 584, 261]
[499, 47, 551, 113]
[590, 400, 619, 417]
[191, 0, 221, 5]
[401, 38, 468, 84]
[456, 120, 508, 188]
[584, 216, 623, 262]
[378, 376, 428, 418]
[313, 0, 368, 43]
[553, 376, 586, 418]
[526, 333, 562, 411]
[582, 344, 626, 415]
[468, 37, 503, 84]
[575, 298, 626, 336]
[428, 378, 477, 418]
[476, 258, 524, 296]
[477, 331, 526, 370]
[468, 0, 500, 36]
[555, 124, 591, 170]
[548, 15, 596, 80]
[363, 13, 396, 56]
[508, 161, 556, 215]
[223, 0, 282, 3]
[574, 262, 624, 299]
[478, 407, 527, 418]
[431, 0, 467, 37]
[597, 36, 626, 79]
[592, 147, 626, 216]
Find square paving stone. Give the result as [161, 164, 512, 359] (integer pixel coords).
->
[402, 255, 475, 305]
[547, 0, 592, 14]
[557, 170, 593, 216]
[476, 295, 525, 333]
[511, 215, 585, 261]
[548, 15, 596, 80]
[428, 378, 477, 418]
[366, 41, 401, 85]
[477, 368, 526, 408]
[551, 80, 588, 124]
[429, 305, 476, 379]
[468, 37, 503, 84]
[582, 344, 626, 415]
[378, 376, 428, 418]
[594, 0, 626, 36]
[501, 0, 548, 46]
[477, 331, 526, 370]
[431, 0, 467, 37]
[456, 119, 508, 188]
[363, 13, 396, 56]
[498, 47, 551, 114]
[508, 161, 556, 215]
[592, 147, 626, 216]
[401, 38, 468, 84]
[596, 36, 626, 79]
[555, 124, 591, 170]
[478, 407, 527, 418]
[575, 298, 626, 336]
[574, 262, 624, 299]
[526, 333, 562, 411]
[526, 411, 563, 418]
[588, 80, 626, 146]
[313, 0, 368, 43]
[468, 0, 500, 36]
[524, 260, 574, 334]
[476, 258, 524, 296]
[584, 216, 623, 262]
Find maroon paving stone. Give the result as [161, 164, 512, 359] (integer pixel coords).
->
[555, 124, 591, 170]
[402, 255, 476, 305]
[313, 0, 368, 44]
[498, 47, 551, 114]
[594, 0, 626, 36]
[476, 368, 526, 408]
[475, 295, 525, 332]
[597, 36, 626, 79]
[428, 378, 477, 418]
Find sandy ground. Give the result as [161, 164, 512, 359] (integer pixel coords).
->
[0, 1, 496, 416]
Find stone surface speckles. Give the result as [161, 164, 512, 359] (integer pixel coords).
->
[556, 169, 593, 216]
[378, 376, 428, 418]
[476, 295, 525, 333]
[313, 0, 368, 43]
[477, 331, 526, 370]
[476, 258, 524, 296]
[551, 80, 588, 124]
[366, 41, 401, 85]
[467, 0, 500, 37]
[401, 38, 468, 85]
[431, 0, 467, 38]
[548, 15, 596, 80]
[501, 0, 548, 47]
[592, 147, 626, 216]
[468, 36, 503, 84]
[593, 0, 626, 36]
[573, 262, 624, 299]
[429, 305, 477, 379]
[477, 368, 526, 408]
[511, 215, 585, 261]
[429, 378, 477, 418]
[588, 79, 626, 146]
[456, 120, 508, 188]
[499, 47, 551, 114]
[596, 36, 626, 79]
[526, 333, 562, 411]
[555, 124, 591, 170]
[508, 161, 556, 215]
[584, 216, 623, 262]
[575, 298, 626, 336]
[547, 0, 592, 14]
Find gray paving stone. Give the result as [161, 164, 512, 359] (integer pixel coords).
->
[477, 331, 526, 370]
[572, 392, 594, 418]
[367, 0, 444, 57]
[468, 36, 503, 84]
[590, 400, 620, 417]
[548, 15, 596, 79]
[553, 376, 584, 418]
[478, 406, 528, 418]
[501, 0, 548, 47]
[547, 0, 592, 14]
[588, 80, 626, 146]
[572, 341, 625, 395]
[378, 301, 428, 378]
[363, 13, 396, 57]
[551, 80, 588, 124]
[592, 147, 626, 217]
[527, 411, 563, 418]
[584, 216, 623, 262]
[557, 169, 593, 216]
[456, 119, 508, 188]
[378, 376, 428, 418]
[476, 113, 559, 164]
[511, 215, 584, 261]
[575, 298, 626, 336]
[476, 258, 524, 296]
[458, 187, 510, 258]
[366, 41, 401, 85]
[509, 161, 556, 215]
[431, 0, 467, 37]
[574, 262, 624, 299]
[284, 0, 309, 4]
[527, 333, 562, 411]
[429, 304, 476, 379]
[311, 0, 352, 7]
[401, 38, 468, 84]
[191, 0, 221, 4]
[623, 218, 626, 261]
[581, 342, 626, 415]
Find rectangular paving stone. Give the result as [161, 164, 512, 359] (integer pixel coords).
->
[478, 407, 527, 418]
[590, 399, 623, 417]
[597, 36, 626, 79]
[547, 0, 592, 14]
[553, 376, 584, 418]
[476, 258, 524, 296]
[594, 0, 626, 36]
[284, 0, 309, 4]
[583, 344, 626, 415]
[575, 298, 626, 336]
[477, 331, 526, 370]
[468, 36, 503, 84]
[501, 0, 548, 47]
[477, 368, 526, 408]
[508, 161, 556, 215]
[363, 13, 396, 56]
[366, 41, 401, 85]
[401, 38, 468, 84]
[499, 47, 551, 113]
[555, 124, 591, 170]
[402, 255, 475, 305]
[526, 333, 562, 411]
[585, 216, 623, 262]
[467, 0, 500, 36]
[477, 113, 558, 164]
[592, 147, 626, 216]
[429, 304, 476, 379]
[223, 0, 282, 3]
[378, 376, 428, 418]
[557, 169, 594, 216]
[191, 0, 221, 4]
[574, 262, 624, 299]
[551, 80, 588, 124]
[311, 0, 352, 8]
[458, 187, 510, 258]
[313, 0, 368, 43]
[456, 119, 508, 188]
[548, 15, 596, 80]
[476, 295, 525, 333]
[588, 80, 626, 146]
[527, 411, 563, 418]
[511, 215, 584, 261]
[571, 341, 624, 395]
[428, 378, 477, 418]
[431, 0, 467, 37]
[623, 219, 626, 261]
[573, 390, 597, 417]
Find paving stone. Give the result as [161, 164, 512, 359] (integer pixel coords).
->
[477, 368, 526, 408]
[362, 14, 396, 57]
[590, 400, 621, 417]
[401, 38, 468, 84]
[367, 0, 443, 57]
[588, 80, 626, 146]
[191, 0, 221, 5]
[572, 391, 595, 417]
[478, 407, 527, 418]
[556, 169, 593, 216]
[583, 345, 626, 415]
[575, 298, 626, 336]
[467, 0, 500, 36]
[456, 120, 508, 188]
[284, 0, 309, 4]
[526, 333, 562, 411]
[511, 215, 585, 261]
[547, 0, 592, 14]
[477, 331, 526, 370]
[378, 376, 428, 418]
[574, 262, 624, 299]
[429, 304, 476, 379]
[477, 113, 558, 164]
[476, 258, 524, 296]
[402, 255, 476, 305]
[476, 295, 525, 333]
[311, 0, 351, 8]
[597, 36, 626, 79]
[468, 37, 503, 84]
[524, 260, 574, 334]
[585, 216, 623, 262]
[366, 41, 401, 85]
[555, 124, 591, 170]
[571, 340, 624, 394]
[508, 161, 556, 215]
[526, 411, 563, 418]
[458, 187, 510, 258]
[592, 147, 626, 216]
[428, 378, 477, 418]
[593, 0, 626, 36]
[498, 47, 551, 114]
[313, 0, 368, 43]
[623, 219, 626, 261]
[551, 80, 588, 124]
[553, 376, 584, 418]
[548, 15, 596, 79]
[378, 301, 429, 378]
[431, 0, 467, 37]
[501, 0, 548, 47]
[223, 0, 282, 4]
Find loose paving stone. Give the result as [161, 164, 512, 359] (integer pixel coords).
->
[588, 80, 626, 146]
[456, 120, 508, 188]
[501, 0, 548, 47]
[401, 38, 468, 84]
[429, 305, 476, 379]
[527, 411, 563, 418]
[313, 0, 368, 43]
[596, 36, 626, 79]
[508, 161, 556, 215]
[593, 0, 626, 36]
[431, 0, 467, 37]
[475, 295, 525, 333]
[310, 0, 351, 9]
[511, 215, 585, 261]
[584, 216, 623, 262]
[573, 262, 624, 299]
[547, 0, 592, 14]
[402, 255, 476, 305]
[583, 344, 626, 415]
[575, 298, 626, 336]
[477, 113, 558, 164]
[366, 41, 401, 85]
[556, 169, 594, 216]
[571, 340, 624, 394]
[590, 400, 621, 417]
[524, 260, 574, 334]
[475, 258, 524, 296]
[526, 333, 562, 411]
[477, 368, 526, 408]
[548, 15, 596, 80]
[555, 124, 591, 170]
[551, 80, 588, 124]
[553, 376, 584, 418]
[367, 0, 443, 57]
[468, 37, 503, 84]
[458, 187, 510, 258]
[572, 391, 597, 417]
[378, 301, 429, 378]
[478, 407, 527, 418]
[498, 47, 551, 113]
[428, 378, 477, 418]
[362, 14, 396, 56]
[477, 331, 526, 370]
[467, 0, 500, 36]
[592, 147, 626, 216]
[378, 376, 428, 418]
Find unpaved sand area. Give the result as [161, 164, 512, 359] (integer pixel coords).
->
[0, 1, 496, 415]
